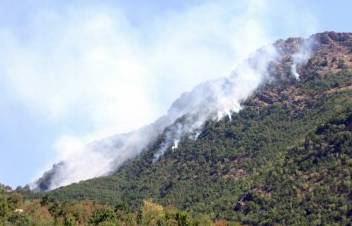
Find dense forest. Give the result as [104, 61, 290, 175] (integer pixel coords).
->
[1, 188, 240, 225]
[42, 69, 352, 225]
[6, 32, 352, 225]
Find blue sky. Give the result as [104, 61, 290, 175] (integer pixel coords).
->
[0, 0, 351, 188]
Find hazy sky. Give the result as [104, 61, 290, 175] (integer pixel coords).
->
[0, 0, 351, 187]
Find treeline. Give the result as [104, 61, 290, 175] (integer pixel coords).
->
[0, 189, 242, 226]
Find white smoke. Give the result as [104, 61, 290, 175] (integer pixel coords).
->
[153, 45, 279, 160]
[172, 140, 180, 150]
[0, 0, 318, 189]
[291, 38, 316, 79]
[39, 35, 314, 189]
[36, 45, 281, 189]
[45, 128, 158, 188]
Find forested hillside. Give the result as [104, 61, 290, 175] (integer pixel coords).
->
[33, 32, 352, 225]
[6, 32, 349, 225]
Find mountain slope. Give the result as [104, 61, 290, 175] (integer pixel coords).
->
[35, 38, 276, 190]
[39, 32, 352, 224]
[233, 110, 352, 225]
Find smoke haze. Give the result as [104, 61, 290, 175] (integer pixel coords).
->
[0, 0, 318, 188]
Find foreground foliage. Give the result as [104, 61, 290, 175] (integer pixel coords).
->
[0, 190, 238, 226]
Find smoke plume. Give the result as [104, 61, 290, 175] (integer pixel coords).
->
[291, 38, 316, 79]
[35, 38, 315, 190]
[0, 0, 317, 189]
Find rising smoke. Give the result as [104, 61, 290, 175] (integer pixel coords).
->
[291, 38, 316, 79]
[35, 37, 317, 190]
[0, 0, 318, 189]
[153, 45, 279, 160]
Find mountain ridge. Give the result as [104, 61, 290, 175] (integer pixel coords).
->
[34, 31, 317, 190]
[27, 31, 352, 225]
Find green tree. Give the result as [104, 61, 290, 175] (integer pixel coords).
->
[0, 190, 9, 225]
[7, 212, 33, 226]
[89, 208, 117, 226]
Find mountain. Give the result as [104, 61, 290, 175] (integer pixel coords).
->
[35, 30, 278, 190]
[34, 32, 352, 225]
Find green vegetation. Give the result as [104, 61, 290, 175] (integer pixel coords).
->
[0, 190, 237, 225]
[234, 110, 352, 225]
[29, 69, 350, 225]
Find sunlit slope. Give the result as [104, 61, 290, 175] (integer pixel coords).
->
[42, 32, 352, 224]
